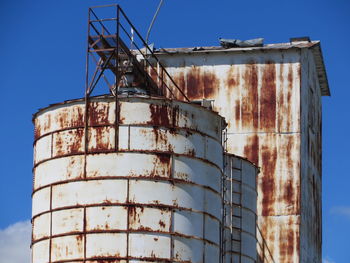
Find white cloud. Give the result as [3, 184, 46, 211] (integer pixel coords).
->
[323, 256, 335, 263]
[0, 220, 31, 263]
[330, 206, 350, 219]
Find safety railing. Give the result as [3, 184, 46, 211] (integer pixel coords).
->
[85, 4, 189, 101]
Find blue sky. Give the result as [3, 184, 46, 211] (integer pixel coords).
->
[0, 0, 349, 262]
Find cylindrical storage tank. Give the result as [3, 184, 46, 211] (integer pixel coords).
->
[31, 95, 225, 263]
[223, 153, 258, 263]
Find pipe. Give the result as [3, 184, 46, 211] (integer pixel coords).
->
[146, 0, 164, 47]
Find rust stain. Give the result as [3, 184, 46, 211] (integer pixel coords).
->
[136, 225, 153, 232]
[259, 217, 275, 262]
[149, 103, 171, 127]
[35, 113, 54, 139]
[128, 206, 141, 226]
[286, 64, 294, 131]
[176, 172, 188, 180]
[243, 134, 259, 165]
[225, 65, 241, 130]
[234, 99, 241, 126]
[277, 63, 285, 132]
[70, 129, 84, 154]
[103, 199, 112, 205]
[88, 127, 113, 152]
[89, 102, 110, 126]
[283, 178, 294, 205]
[226, 65, 239, 87]
[152, 128, 168, 149]
[76, 234, 83, 242]
[158, 153, 171, 165]
[260, 143, 277, 216]
[73, 107, 85, 128]
[55, 107, 84, 131]
[279, 218, 299, 261]
[260, 62, 276, 130]
[187, 148, 195, 157]
[281, 137, 298, 212]
[34, 121, 41, 139]
[203, 71, 219, 98]
[277, 63, 295, 133]
[151, 153, 171, 178]
[158, 220, 166, 229]
[54, 128, 84, 156]
[184, 67, 219, 100]
[45, 113, 52, 132]
[173, 71, 187, 101]
[242, 62, 259, 130]
[186, 66, 202, 100]
[172, 105, 180, 128]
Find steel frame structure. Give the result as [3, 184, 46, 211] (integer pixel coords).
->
[84, 4, 190, 156]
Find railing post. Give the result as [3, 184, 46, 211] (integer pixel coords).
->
[115, 5, 120, 152]
[84, 8, 91, 158]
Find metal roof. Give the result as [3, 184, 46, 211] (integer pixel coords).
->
[155, 41, 330, 96]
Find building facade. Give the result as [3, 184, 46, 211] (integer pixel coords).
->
[154, 39, 329, 262]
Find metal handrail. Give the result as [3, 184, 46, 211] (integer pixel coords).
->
[86, 4, 189, 102]
[256, 224, 276, 263]
[118, 6, 189, 101]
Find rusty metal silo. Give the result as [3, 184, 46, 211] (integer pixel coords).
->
[32, 96, 225, 262]
[222, 153, 258, 263]
[29, 4, 269, 262]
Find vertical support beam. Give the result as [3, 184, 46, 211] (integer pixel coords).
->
[84, 8, 91, 180]
[49, 185, 53, 263]
[83, 207, 87, 263]
[114, 6, 120, 152]
[230, 158, 233, 263]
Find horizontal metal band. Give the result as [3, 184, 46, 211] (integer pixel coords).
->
[31, 229, 220, 247]
[32, 203, 222, 223]
[34, 124, 221, 145]
[33, 149, 223, 172]
[32, 175, 222, 197]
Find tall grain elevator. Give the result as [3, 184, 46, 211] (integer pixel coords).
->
[31, 4, 329, 263]
[155, 38, 329, 262]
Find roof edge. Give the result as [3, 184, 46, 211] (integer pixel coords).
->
[309, 42, 331, 96]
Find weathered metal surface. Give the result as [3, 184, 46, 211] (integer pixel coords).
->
[32, 187, 50, 217]
[51, 235, 84, 261]
[52, 208, 84, 235]
[156, 41, 329, 96]
[31, 239, 49, 263]
[223, 154, 258, 263]
[32, 213, 50, 240]
[34, 156, 85, 189]
[228, 133, 301, 217]
[32, 96, 225, 262]
[86, 233, 127, 257]
[257, 215, 300, 263]
[154, 46, 324, 262]
[86, 206, 128, 231]
[299, 49, 322, 263]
